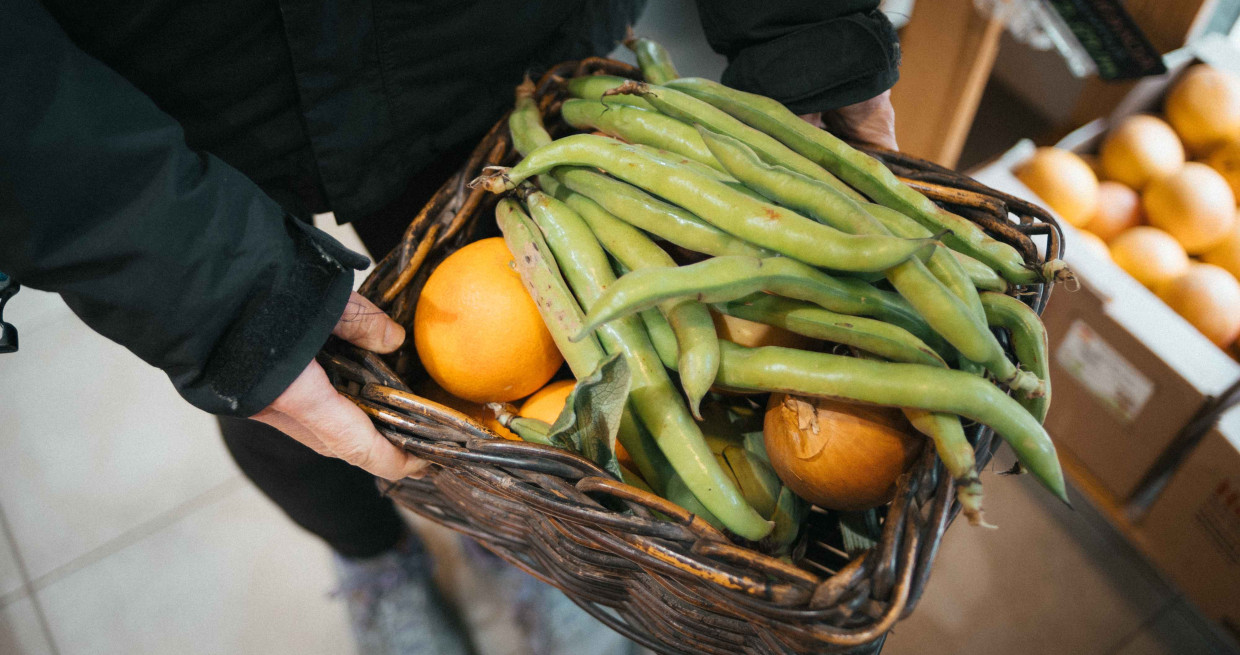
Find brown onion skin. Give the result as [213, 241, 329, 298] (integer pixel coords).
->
[764, 393, 923, 511]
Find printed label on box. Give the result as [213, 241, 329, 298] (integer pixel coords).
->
[1056, 319, 1155, 422]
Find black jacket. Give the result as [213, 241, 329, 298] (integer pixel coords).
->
[0, 0, 899, 416]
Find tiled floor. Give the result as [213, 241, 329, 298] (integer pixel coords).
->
[3, 3, 1239, 654]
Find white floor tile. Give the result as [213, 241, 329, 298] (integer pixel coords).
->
[0, 596, 55, 655]
[36, 481, 355, 655]
[0, 311, 235, 581]
[884, 453, 1174, 655]
[0, 517, 24, 600]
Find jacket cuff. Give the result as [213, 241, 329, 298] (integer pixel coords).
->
[176, 217, 368, 417]
[720, 9, 900, 114]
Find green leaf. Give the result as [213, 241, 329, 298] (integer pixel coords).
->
[547, 353, 631, 479]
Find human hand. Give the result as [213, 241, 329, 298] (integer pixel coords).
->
[252, 292, 429, 481]
[800, 90, 898, 151]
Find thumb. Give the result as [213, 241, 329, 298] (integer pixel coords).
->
[333, 291, 406, 353]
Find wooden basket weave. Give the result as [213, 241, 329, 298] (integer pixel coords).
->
[319, 57, 1064, 655]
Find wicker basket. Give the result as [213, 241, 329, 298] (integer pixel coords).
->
[319, 57, 1064, 655]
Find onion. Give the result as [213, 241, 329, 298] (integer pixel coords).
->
[763, 394, 922, 511]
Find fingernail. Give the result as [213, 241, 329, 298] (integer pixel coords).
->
[384, 321, 406, 351]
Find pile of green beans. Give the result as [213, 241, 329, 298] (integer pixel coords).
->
[476, 41, 1068, 540]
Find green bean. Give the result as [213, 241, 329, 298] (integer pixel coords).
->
[952, 250, 1009, 293]
[560, 99, 725, 172]
[714, 294, 945, 368]
[640, 310, 1041, 510]
[607, 81, 866, 203]
[639, 308, 680, 370]
[556, 184, 720, 419]
[523, 189, 771, 539]
[566, 75, 654, 110]
[692, 127, 1036, 377]
[510, 78, 553, 157]
[713, 342, 1067, 503]
[623, 32, 679, 84]
[903, 409, 986, 525]
[696, 128, 1043, 392]
[505, 415, 554, 445]
[861, 202, 986, 322]
[573, 255, 942, 352]
[552, 166, 768, 257]
[663, 77, 1056, 285]
[982, 293, 1052, 423]
[475, 135, 938, 274]
[496, 199, 671, 493]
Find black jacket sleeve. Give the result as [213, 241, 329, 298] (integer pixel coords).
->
[693, 1, 900, 114]
[0, 0, 369, 417]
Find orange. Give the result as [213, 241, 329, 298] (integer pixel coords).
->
[711, 310, 814, 350]
[1165, 65, 1240, 156]
[1098, 115, 1185, 190]
[413, 237, 562, 403]
[1157, 263, 1240, 348]
[1206, 140, 1240, 198]
[1088, 181, 1143, 242]
[1143, 162, 1237, 254]
[518, 380, 575, 424]
[1015, 147, 1099, 227]
[1202, 218, 1240, 280]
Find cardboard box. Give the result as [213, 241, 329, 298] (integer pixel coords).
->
[966, 37, 1240, 503]
[1134, 407, 1240, 645]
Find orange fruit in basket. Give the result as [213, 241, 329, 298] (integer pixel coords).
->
[711, 310, 814, 350]
[1143, 162, 1236, 254]
[1202, 218, 1240, 279]
[1108, 227, 1189, 292]
[414, 237, 562, 403]
[1088, 181, 1143, 242]
[1015, 147, 1099, 227]
[518, 380, 575, 423]
[1206, 140, 1240, 198]
[1165, 65, 1240, 156]
[1157, 263, 1240, 347]
[1098, 115, 1185, 190]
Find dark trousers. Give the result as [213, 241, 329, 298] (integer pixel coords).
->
[219, 141, 476, 558]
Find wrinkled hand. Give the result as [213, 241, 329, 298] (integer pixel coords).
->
[252, 291, 429, 481]
[800, 90, 898, 151]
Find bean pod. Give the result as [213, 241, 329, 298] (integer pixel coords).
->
[475, 135, 939, 274]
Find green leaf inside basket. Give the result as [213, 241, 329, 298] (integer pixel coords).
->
[546, 353, 630, 479]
